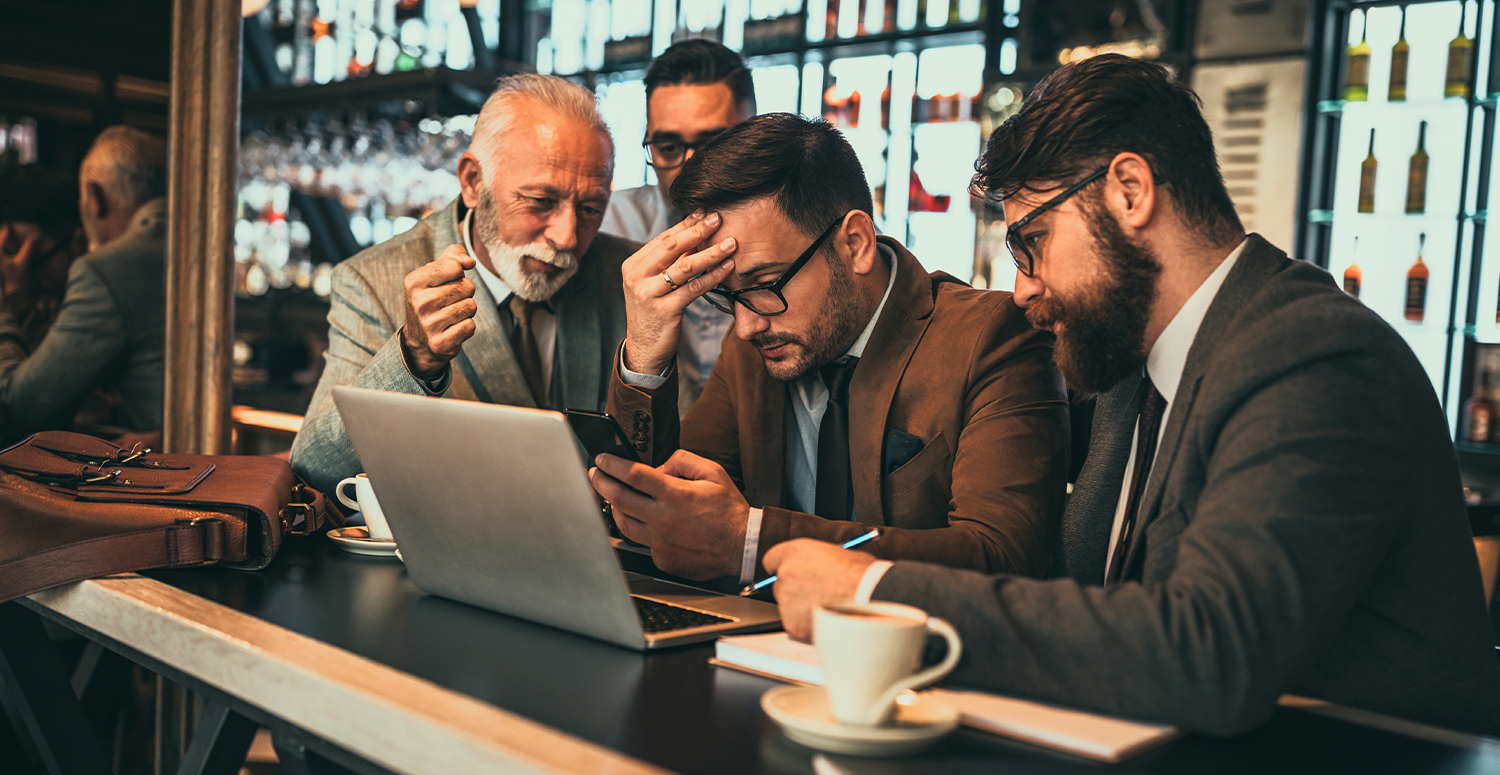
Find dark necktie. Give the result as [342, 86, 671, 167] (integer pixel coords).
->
[1105, 375, 1167, 584]
[507, 295, 548, 409]
[815, 357, 859, 521]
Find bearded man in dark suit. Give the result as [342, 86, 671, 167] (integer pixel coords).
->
[765, 55, 1500, 737]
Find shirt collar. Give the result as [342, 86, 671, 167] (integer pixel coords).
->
[1145, 238, 1248, 403]
[843, 242, 900, 360]
[463, 209, 515, 306]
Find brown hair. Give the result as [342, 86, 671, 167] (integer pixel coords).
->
[669, 112, 873, 242]
[974, 54, 1242, 242]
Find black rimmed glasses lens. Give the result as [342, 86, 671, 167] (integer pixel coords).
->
[702, 217, 844, 317]
[643, 133, 722, 171]
[1005, 166, 1110, 278]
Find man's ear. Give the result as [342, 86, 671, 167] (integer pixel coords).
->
[85, 181, 110, 222]
[456, 153, 485, 210]
[1107, 152, 1157, 232]
[841, 210, 879, 276]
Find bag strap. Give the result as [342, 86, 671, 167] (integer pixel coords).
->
[0, 518, 225, 605]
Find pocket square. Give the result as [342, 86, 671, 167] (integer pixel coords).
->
[883, 428, 926, 476]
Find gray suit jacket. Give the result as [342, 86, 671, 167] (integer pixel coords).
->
[290, 198, 635, 494]
[874, 235, 1500, 737]
[0, 197, 166, 441]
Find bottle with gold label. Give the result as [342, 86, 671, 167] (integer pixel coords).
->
[1406, 233, 1429, 322]
[1389, 5, 1410, 101]
[1464, 371, 1499, 443]
[1447, 2, 1473, 98]
[1346, 10, 1372, 101]
[1358, 128, 1377, 213]
[1406, 120, 1429, 214]
[1345, 237, 1363, 298]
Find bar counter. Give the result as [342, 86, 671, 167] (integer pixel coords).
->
[6, 536, 1500, 775]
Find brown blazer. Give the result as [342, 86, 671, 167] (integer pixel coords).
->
[608, 238, 1069, 579]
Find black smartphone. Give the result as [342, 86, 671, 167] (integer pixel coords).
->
[563, 409, 643, 465]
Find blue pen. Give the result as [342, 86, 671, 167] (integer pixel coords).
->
[739, 528, 881, 597]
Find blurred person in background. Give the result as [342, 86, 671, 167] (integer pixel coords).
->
[0, 126, 167, 443]
[0, 164, 89, 352]
[601, 39, 756, 414]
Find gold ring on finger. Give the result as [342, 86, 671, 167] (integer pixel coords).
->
[660, 271, 680, 290]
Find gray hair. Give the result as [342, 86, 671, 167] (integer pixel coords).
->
[470, 74, 613, 183]
[81, 126, 168, 207]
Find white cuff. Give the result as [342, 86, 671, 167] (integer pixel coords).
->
[739, 506, 764, 585]
[854, 560, 895, 604]
[620, 346, 670, 389]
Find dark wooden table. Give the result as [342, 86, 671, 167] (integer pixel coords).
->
[4, 536, 1499, 775]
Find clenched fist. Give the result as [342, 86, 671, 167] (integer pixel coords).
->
[400, 245, 478, 378]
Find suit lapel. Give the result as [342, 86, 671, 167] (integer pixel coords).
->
[550, 258, 602, 410]
[848, 239, 934, 528]
[1119, 235, 1286, 577]
[1053, 371, 1142, 585]
[742, 361, 787, 509]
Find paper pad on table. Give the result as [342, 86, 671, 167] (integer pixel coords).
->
[713, 632, 1180, 763]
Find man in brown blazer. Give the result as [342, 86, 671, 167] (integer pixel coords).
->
[588, 113, 1069, 584]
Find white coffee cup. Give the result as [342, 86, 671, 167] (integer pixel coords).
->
[814, 602, 962, 727]
[336, 473, 392, 541]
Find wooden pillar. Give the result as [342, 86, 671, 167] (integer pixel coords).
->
[164, 0, 241, 455]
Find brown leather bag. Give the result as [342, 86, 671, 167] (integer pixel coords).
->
[0, 430, 339, 604]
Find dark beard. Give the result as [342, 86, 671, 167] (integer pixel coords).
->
[1026, 206, 1161, 395]
[749, 248, 872, 382]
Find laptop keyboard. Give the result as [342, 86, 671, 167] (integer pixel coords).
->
[632, 596, 734, 633]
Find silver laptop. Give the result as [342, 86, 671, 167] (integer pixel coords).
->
[332, 386, 781, 649]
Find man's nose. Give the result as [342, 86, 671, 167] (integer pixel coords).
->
[733, 304, 769, 341]
[1012, 270, 1045, 308]
[545, 207, 579, 253]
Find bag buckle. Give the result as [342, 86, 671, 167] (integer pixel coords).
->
[172, 517, 224, 566]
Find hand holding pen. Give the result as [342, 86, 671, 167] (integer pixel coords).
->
[740, 528, 881, 597]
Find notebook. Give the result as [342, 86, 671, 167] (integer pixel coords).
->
[712, 632, 1181, 762]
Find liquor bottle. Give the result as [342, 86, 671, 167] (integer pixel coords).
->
[1344, 237, 1362, 298]
[1447, 2, 1473, 98]
[1464, 372, 1499, 443]
[1389, 5, 1409, 101]
[1345, 11, 1371, 101]
[1406, 232, 1428, 322]
[1358, 128, 1377, 213]
[1406, 120, 1428, 214]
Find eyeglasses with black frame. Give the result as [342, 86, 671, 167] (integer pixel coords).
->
[642, 131, 726, 171]
[1005, 166, 1109, 278]
[701, 216, 845, 317]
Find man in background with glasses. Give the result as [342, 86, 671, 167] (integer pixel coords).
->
[600, 40, 756, 415]
[764, 55, 1500, 737]
[587, 112, 1069, 587]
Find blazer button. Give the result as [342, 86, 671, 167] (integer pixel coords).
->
[635, 411, 650, 425]
[634, 440, 648, 452]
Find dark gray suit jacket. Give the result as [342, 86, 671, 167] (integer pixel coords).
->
[290, 197, 635, 494]
[874, 235, 1500, 737]
[0, 197, 166, 441]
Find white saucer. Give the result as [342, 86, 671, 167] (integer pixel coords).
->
[327, 526, 399, 557]
[761, 685, 959, 757]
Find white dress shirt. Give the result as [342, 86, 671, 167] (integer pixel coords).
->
[622, 243, 899, 584]
[463, 211, 557, 393]
[855, 238, 1249, 602]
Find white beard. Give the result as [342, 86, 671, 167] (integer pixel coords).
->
[480, 237, 579, 302]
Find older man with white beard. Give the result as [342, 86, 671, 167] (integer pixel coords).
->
[291, 74, 638, 495]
